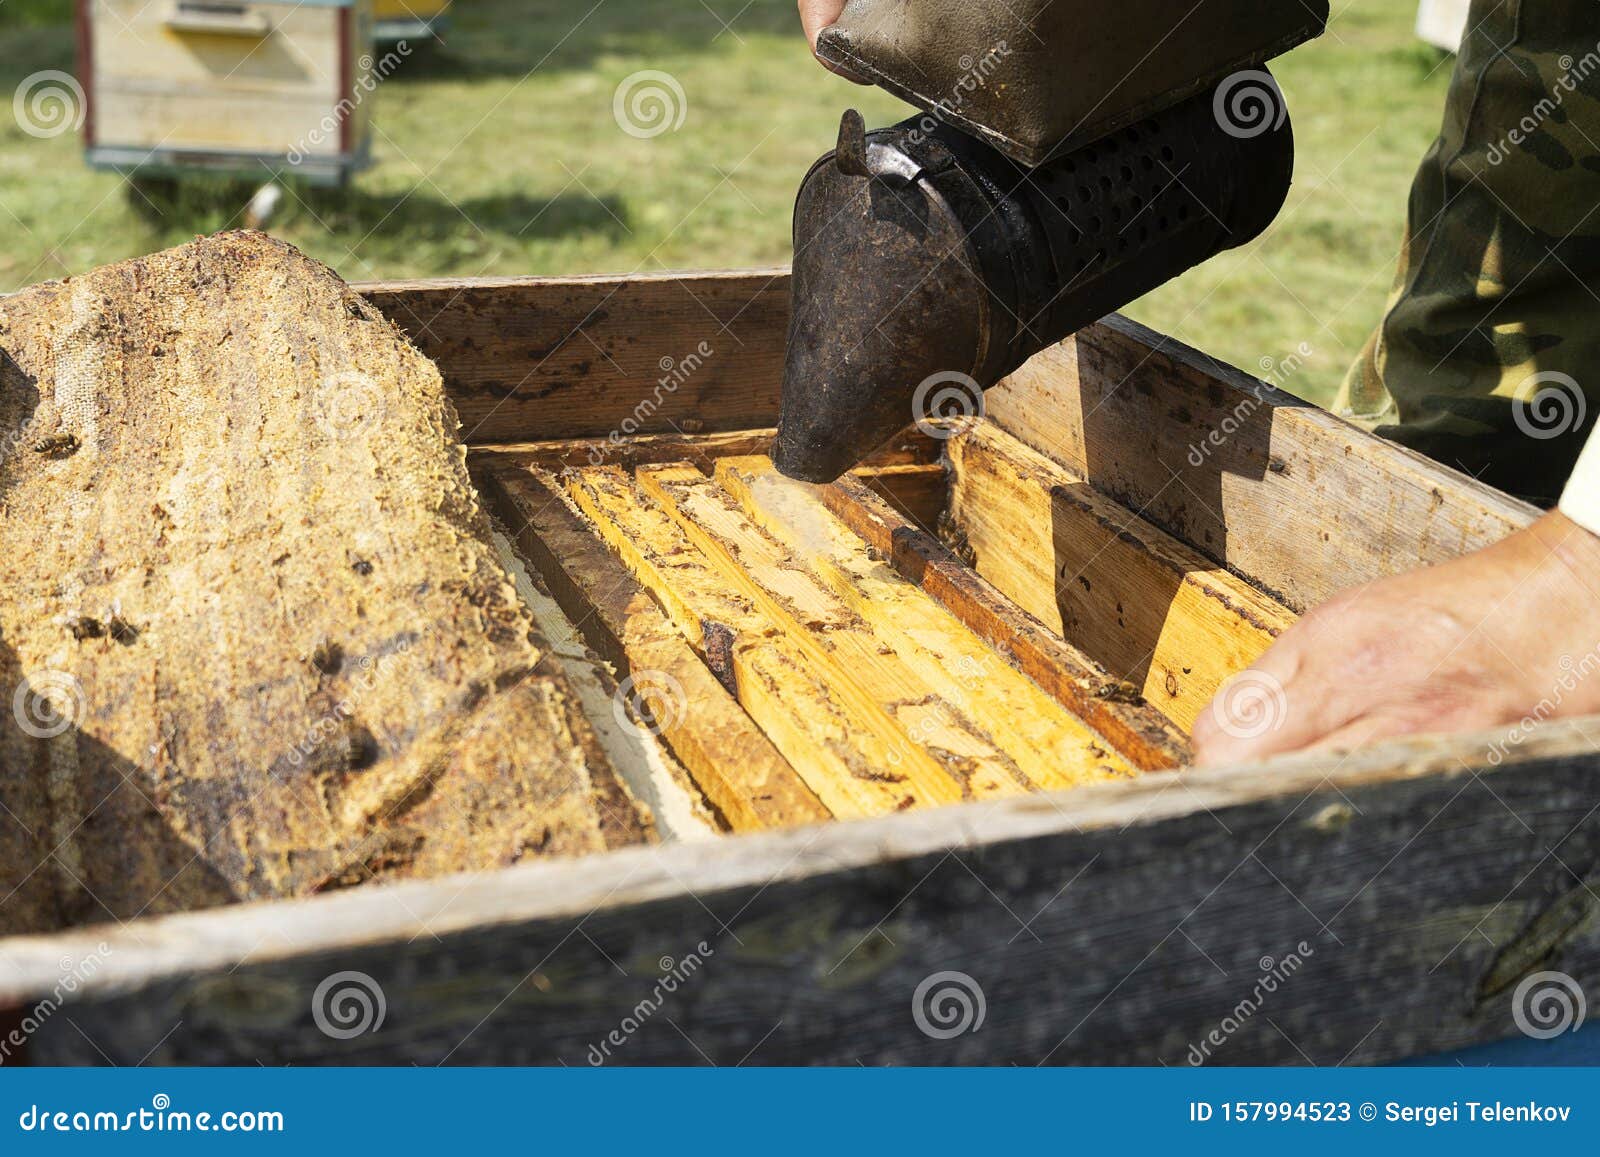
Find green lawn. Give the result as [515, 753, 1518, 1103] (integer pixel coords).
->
[0, 0, 1454, 405]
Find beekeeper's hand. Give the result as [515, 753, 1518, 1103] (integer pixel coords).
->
[1191, 510, 1600, 766]
[798, 0, 869, 82]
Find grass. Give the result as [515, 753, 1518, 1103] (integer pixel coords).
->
[0, 0, 1456, 405]
[1123, 4, 1457, 406]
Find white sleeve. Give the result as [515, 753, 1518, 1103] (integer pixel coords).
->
[1558, 425, 1600, 535]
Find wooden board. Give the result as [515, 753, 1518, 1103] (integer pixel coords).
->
[94, 91, 355, 157]
[947, 421, 1297, 730]
[819, 476, 1190, 771]
[487, 528, 718, 843]
[566, 466, 967, 818]
[850, 462, 950, 530]
[705, 457, 1136, 791]
[8, 714, 1600, 1066]
[476, 436, 1186, 774]
[92, 1, 346, 93]
[465, 428, 936, 473]
[484, 463, 830, 834]
[637, 463, 1077, 801]
[986, 318, 1538, 612]
[358, 271, 791, 446]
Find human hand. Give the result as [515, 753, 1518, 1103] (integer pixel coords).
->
[1192, 510, 1600, 765]
[798, 0, 869, 83]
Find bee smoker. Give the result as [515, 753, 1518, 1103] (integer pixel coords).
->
[773, 78, 1296, 481]
[772, 0, 1326, 482]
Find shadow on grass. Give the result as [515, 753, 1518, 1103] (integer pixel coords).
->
[126, 177, 629, 245]
[0, 22, 74, 88]
[305, 187, 632, 244]
[371, 0, 801, 82]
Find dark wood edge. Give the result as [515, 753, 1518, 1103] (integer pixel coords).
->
[3, 713, 1595, 1009]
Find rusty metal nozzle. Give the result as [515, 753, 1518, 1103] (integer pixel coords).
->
[773, 70, 1296, 482]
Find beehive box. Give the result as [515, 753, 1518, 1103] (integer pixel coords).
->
[79, 0, 374, 184]
[1, 269, 1594, 1067]
[373, 0, 449, 41]
[1415, 0, 1470, 51]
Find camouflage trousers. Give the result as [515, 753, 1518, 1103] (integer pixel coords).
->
[1337, 0, 1600, 506]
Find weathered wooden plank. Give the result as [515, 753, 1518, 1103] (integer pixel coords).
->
[819, 476, 1190, 771]
[356, 271, 790, 445]
[947, 421, 1297, 731]
[566, 467, 963, 818]
[989, 317, 1539, 612]
[465, 429, 938, 474]
[10, 715, 1600, 1066]
[483, 464, 830, 833]
[709, 457, 1136, 790]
